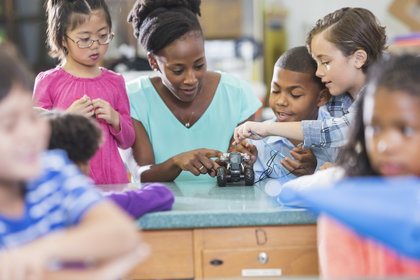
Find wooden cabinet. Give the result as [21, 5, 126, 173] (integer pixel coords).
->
[125, 225, 318, 279]
[125, 229, 194, 279]
[195, 225, 318, 279]
[201, 247, 317, 278]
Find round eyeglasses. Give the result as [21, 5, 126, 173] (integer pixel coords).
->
[65, 33, 114, 49]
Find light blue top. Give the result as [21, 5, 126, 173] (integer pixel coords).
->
[0, 150, 103, 250]
[249, 109, 337, 183]
[127, 72, 262, 181]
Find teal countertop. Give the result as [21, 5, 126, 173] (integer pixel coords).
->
[112, 179, 316, 230]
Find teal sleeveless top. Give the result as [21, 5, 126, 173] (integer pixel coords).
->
[127, 72, 262, 181]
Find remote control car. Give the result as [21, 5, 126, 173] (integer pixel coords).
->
[216, 152, 254, 187]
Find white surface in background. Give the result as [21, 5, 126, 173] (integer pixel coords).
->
[119, 148, 150, 183]
[121, 71, 157, 83]
[276, 0, 410, 48]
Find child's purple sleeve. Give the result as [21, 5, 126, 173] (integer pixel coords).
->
[104, 183, 174, 218]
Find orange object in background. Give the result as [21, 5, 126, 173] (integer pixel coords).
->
[389, 33, 420, 54]
[319, 215, 420, 278]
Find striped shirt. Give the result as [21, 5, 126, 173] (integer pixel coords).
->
[0, 150, 103, 250]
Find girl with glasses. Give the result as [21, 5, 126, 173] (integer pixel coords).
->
[33, 0, 135, 184]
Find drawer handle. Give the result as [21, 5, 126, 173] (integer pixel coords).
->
[258, 252, 269, 264]
[210, 259, 224, 266]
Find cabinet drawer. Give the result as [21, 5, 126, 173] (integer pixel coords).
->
[125, 229, 194, 279]
[196, 225, 317, 249]
[202, 246, 318, 278]
[194, 225, 318, 278]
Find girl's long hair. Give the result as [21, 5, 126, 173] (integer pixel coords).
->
[337, 53, 420, 177]
[336, 94, 378, 177]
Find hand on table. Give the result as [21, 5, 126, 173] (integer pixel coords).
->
[173, 148, 223, 177]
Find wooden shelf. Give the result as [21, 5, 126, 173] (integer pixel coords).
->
[124, 225, 318, 279]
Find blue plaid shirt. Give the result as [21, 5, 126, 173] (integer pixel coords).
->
[301, 88, 365, 148]
[249, 110, 337, 182]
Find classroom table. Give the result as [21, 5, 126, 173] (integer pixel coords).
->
[97, 179, 318, 279]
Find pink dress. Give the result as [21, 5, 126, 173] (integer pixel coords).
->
[33, 67, 135, 184]
[318, 214, 420, 278]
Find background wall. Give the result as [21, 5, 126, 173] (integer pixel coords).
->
[257, 0, 415, 109]
[0, 0, 415, 83]
[279, 0, 412, 48]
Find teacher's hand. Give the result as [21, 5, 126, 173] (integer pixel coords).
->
[174, 148, 223, 177]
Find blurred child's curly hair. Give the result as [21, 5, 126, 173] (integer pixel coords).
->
[128, 0, 202, 54]
[47, 112, 103, 164]
[337, 54, 420, 177]
[306, 7, 387, 73]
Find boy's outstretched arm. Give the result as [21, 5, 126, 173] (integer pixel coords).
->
[43, 247, 148, 280]
[44, 201, 145, 261]
[233, 121, 304, 145]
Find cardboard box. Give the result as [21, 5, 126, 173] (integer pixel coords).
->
[389, 0, 420, 31]
[200, 0, 243, 39]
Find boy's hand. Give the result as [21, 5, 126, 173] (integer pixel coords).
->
[66, 94, 95, 118]
[319, 161, 335, 170]
[281, 146, 317, 177]
[236, 140, 258, 165]
[0, 244, 47, 280]
[92, 98, 120, 132]
[233, 121, 268, 145]
[173, 148, 223, 177]
[94, 243, 150, 280]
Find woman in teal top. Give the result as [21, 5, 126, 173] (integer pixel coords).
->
[127, 0, 261, 182]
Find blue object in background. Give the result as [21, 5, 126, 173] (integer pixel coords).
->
[278, 176, 420, 260]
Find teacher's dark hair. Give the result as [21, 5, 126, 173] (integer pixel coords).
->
[128, 0, 202, 54]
